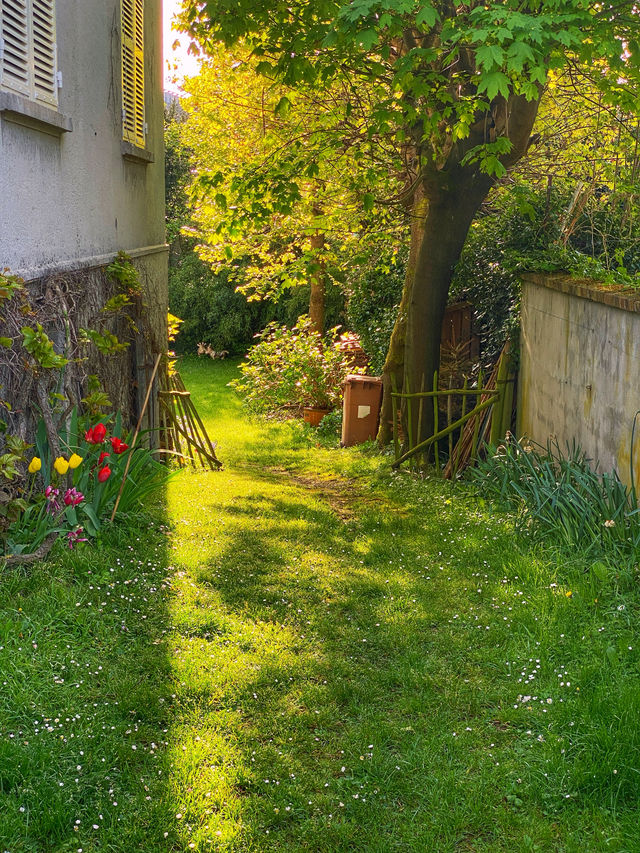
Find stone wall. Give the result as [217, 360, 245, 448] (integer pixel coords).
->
[518, 273, 640, 488]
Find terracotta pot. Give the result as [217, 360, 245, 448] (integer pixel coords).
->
[303, 406, 330, 427]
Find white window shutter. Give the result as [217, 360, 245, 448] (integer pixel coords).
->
[0, 0, 30, 96]
[32, 0, 57, 105]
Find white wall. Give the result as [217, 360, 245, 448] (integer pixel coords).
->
[518, 274, 640, 488]
[0, 0, 166, 280]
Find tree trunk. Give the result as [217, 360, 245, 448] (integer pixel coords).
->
[405, 167, 493, 445]
[381, 91, 542, 449]
[377, 188, 428, 444]
[308, 230, 326, 335]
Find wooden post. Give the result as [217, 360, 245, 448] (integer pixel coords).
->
[110, 353, 162, 523]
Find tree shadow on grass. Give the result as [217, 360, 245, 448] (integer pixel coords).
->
[167, 473, 526, 852]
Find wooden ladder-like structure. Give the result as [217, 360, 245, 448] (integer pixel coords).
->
[159, 370, 222, 470]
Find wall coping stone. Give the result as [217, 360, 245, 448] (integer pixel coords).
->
[522, 272, 640, 315]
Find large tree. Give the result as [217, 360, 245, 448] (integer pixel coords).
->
[178, 0, 639, 442]
[180, 46, 404, 335]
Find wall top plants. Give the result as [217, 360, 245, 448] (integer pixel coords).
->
[522, 272, 640, 315]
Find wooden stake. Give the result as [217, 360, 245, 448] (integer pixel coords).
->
[110, 352, 162, 524]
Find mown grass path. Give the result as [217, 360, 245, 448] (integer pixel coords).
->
[1, 359, 640, 852]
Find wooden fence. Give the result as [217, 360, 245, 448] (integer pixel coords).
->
[391, 343, 514, 477]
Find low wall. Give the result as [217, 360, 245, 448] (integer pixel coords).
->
[518, 273, 640, 488]
[0, 245, 167, 444]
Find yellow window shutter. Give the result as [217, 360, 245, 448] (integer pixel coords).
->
[121, 0, 144, 147]
[32, 0, 57, 105]
[133, 0, 144, 146]
[0, 0, 31, 96]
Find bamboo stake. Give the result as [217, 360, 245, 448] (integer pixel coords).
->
[471, 369, 483, 464]
[174, 391, 200, 468]
[447, 373, 454, 463]
[433, 370, 440, 476]
[391, 388, 483, 399]
[390, 376, 400, 462]
[392, 393, 499, 469]
[159, 398, 174, 457]
[110, 352, 162, 523]
[416, 374, 425, 472]
[182, 397, 210, 469]
[443, 348, 503, 479]
[406, 388, 414, 472]
[490, 345, 509, 446]
[173, 374, 221, 467]
[167, 383, 184, 461]
[453, 376, 469, 479]
[181, 393, 214, 469]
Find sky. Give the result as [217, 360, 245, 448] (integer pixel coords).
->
[163, 0, 202, 93]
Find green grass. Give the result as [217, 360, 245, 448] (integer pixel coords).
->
[2, 357, 640, 851]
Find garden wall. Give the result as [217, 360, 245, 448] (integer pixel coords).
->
[518, 273, 640, 488]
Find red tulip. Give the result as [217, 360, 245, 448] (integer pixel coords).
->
[98, 451, 110, 465]
[93, 423, 107, 443]
[97, 465, 111, 482]
[85, 422, 107, 444]
[110, 436, 129, 454]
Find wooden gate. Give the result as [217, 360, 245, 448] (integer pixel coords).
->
[391, 342, 514, 477]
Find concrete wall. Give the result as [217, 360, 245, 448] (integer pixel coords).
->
[0, 0, 166, 280]
[518, 273, 640, 487]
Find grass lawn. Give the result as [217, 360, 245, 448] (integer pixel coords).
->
[2, 357, 640, 851]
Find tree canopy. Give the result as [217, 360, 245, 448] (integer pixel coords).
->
[178, 0, 640, 443]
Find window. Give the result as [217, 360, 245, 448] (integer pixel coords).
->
[121, 0, 145, 148]
[0, 0, 58, 107]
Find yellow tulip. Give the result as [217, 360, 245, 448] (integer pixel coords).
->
[53, 456, 70, 475]
[28, 456, 42, 474]
[68, 453, 83, 469]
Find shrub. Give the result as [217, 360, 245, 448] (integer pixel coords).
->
[169, 252, 265, 355]
[230, 317, 356, 416]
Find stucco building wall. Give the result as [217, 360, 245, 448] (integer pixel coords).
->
[518, 273, 640, 488]
[0, 0, 167, 431]
[0, 0, 166, 278]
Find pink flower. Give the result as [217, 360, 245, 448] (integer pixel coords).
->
[63, 487, 84, 507]
[67, 527, 88, 549]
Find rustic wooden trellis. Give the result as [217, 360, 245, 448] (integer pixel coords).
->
[158, 370, 222, 470]
[391, 342, 514, 477]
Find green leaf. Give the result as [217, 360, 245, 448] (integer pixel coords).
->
[275, 95, 292, 118]
[476, 44, 505, 71]
[507, 41, 535, 73]
[358, 29, 379, 50]
[363, 192, 375, 212]
[81, 503, 100, 536]
[477, 70, 511, 101]
[416, 4, 437, 28]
